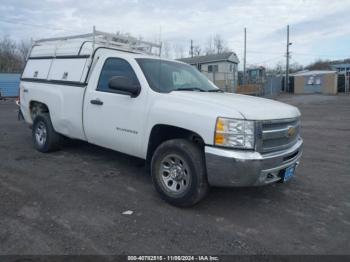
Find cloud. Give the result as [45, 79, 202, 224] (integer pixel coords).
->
[0, 0, 349, 67]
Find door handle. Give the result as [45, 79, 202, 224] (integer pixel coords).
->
[23, 89, 29, 93]
[90, 99, 103, 105]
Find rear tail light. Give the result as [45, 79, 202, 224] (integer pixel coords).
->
[16, 87, 21, 106]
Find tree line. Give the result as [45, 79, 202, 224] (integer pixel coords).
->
[162, 34, 230, 59]
[1, 34, 345, 74]
[304, 58, 350, 70]
[0, 34, 229, 73]
[0, 37, 30, 73]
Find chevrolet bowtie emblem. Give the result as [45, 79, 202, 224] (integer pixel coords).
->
[287, 126, 296, 137]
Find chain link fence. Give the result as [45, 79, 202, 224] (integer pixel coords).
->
[199, 70, 238, 93]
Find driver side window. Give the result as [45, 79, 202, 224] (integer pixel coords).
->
[97, 58, 140, 93]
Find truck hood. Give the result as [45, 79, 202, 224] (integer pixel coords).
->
[169, 91, 300, 120]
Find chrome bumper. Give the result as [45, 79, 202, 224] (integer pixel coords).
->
[205, 137, 303, 187]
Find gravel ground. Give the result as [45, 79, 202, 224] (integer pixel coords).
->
[0, 94, 349, 255]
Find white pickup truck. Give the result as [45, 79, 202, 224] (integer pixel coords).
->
[19, 30, 303, 206]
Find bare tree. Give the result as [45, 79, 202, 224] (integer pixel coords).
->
[266, 61, 285, 75]
[205, 36, 215, 55]
[174, 43, 185, 59]
[0, 36, 24, 73]
[0, 37, 33, 73]
[289, 62, 304, 73]
[161, 41, 172, 58]
[275, 62, 284, 74]
[213, 34, 225, 54]
[306, 59, 332, 70]
[18, 40, 31, 63]
[205, 34, 229, 55]
[193, 45, 201, 56]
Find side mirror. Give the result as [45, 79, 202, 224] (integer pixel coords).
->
[108, 76, 141, 97]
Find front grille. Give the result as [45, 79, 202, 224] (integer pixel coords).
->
[260, 118, 300, 153]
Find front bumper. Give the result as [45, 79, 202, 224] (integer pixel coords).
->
[205, 137, 303, 187]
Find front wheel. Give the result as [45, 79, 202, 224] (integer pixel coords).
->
[151, 139, 209, 207]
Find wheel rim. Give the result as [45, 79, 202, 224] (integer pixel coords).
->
[35, 122, 47, 147]
[159, 154, 191, 195]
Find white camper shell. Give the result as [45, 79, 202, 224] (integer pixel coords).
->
[22, 28, 162, 85]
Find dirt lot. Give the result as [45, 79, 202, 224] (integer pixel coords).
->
[0, 94, 349, 255]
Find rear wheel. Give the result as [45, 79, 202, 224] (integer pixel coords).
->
[151, 139, 209, 207]
[32, 113, 61, 153]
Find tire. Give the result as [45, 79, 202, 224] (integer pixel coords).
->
[32, 113, 61, 153]
[151, 139, 209, 207]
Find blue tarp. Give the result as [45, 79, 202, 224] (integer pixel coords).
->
[0, 73, 21, 97]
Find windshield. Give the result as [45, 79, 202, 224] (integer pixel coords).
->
[136, 58, 220, 93]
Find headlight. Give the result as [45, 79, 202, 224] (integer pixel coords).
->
[214, 118, 255, 149]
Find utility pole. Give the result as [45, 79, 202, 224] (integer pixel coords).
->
[190, 40, 194, 57]
[243, 27, 247, 84]
[286, 25, 292, 93]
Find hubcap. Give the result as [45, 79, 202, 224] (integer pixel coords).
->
[159, 154, 190, 195]
[35, 122, 47, 147]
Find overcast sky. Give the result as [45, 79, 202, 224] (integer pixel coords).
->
[1, 0, 350, 68]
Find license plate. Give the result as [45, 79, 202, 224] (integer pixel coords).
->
[283, 165, 295, 182]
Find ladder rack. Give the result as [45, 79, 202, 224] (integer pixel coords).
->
[33, 26, 162, 57]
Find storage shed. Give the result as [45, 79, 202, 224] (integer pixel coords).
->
[0, 73, 21, 97]
[178, 52, 239, 92]
[292, 70, 337, 95]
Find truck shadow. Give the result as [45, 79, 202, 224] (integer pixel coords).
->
[62, 138, 146, 167]
[60, 139, 293, 211]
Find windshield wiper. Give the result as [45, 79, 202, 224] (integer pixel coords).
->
[173, 87, 206, 92]
[208, 89, 224, 92]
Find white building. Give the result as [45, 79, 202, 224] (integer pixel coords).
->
[178, 52, 239, 92]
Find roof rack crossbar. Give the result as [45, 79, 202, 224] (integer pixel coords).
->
[34, 27, 161, 56]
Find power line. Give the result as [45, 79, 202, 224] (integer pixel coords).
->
[246, 50, 284, 55]
[0, 17, 86, 36]
[292, 52, 348, 58]
[244, 49, 349, 57]
[247, 55, 284, 66]
[0, 17, 66, 31]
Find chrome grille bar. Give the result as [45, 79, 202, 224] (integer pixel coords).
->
[259, 117, 300, 153]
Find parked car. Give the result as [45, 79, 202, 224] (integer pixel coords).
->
[19, 29, 303, 206]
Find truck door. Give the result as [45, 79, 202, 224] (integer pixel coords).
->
[83, 56, 148, 158]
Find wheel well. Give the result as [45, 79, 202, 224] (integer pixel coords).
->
[29, 101, 49, 121]
[146, 124, 205, 165]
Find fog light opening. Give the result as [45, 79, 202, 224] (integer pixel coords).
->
[267, 173, 274, 180]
